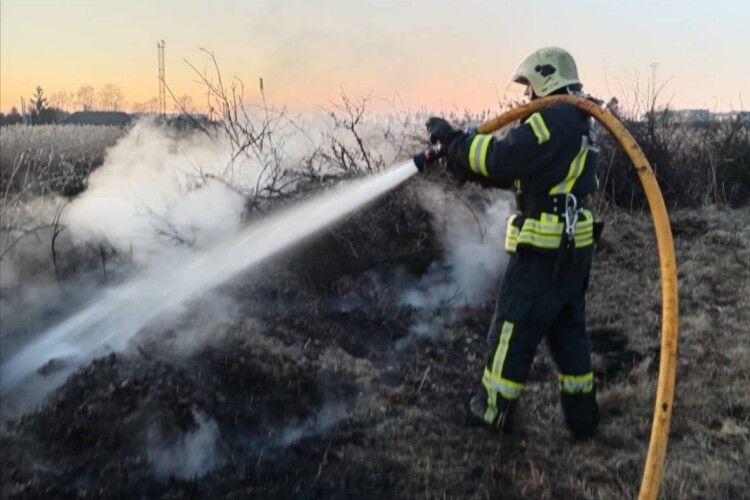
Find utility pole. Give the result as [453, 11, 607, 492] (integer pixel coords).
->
[157, 40, 166, 116]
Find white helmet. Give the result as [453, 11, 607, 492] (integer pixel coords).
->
[511, 47, 581, 97]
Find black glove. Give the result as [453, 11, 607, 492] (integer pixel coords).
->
[426, 117, 462, 148]
[425, 116, 466, 181]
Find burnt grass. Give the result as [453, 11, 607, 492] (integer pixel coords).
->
[2, 179, 750, 499]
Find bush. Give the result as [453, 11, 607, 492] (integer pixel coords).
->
[598, 112, 750, 209]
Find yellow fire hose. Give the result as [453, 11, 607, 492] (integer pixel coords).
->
[475, 95, 679, 500]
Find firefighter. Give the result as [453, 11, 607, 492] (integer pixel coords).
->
[415, 47, 601, 438]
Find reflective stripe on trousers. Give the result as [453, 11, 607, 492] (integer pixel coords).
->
[482, 321, 524, 423]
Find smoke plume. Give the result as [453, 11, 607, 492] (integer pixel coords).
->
[62, 120, 246, 262]
[147, 410, 222, 481]
[398, 184, 513, 338]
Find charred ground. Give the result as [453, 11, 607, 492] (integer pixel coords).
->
[2, 175, 748, 498]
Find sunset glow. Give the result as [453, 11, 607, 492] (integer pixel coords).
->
[2, 0, 748, 113]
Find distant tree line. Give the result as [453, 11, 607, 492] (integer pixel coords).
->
[1, 83, 198, 126]
[0, 84, 127, 126]
[0, 107, 24, 126]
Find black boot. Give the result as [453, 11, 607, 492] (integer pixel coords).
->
[467, 392, 517, 434]
[560, 389, 600, 439]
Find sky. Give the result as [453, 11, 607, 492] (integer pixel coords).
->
[1, 0, 748, 114]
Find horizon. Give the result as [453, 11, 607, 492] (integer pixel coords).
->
[2, 1, 748, 114]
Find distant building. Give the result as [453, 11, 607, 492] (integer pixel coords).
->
[64, 111, 132, 126]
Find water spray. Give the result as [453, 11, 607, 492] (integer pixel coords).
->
[1, 162, 417, 390]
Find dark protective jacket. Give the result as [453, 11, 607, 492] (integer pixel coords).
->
[448, 102, 599, 253]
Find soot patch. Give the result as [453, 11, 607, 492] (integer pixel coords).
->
[535, 64, 557, 77]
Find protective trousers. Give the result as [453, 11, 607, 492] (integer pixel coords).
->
[480, 247, 600, 438]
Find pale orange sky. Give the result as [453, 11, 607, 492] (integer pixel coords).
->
[2, 0, 748, 114]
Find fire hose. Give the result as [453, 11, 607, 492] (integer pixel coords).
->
[424, 95, 679, 500]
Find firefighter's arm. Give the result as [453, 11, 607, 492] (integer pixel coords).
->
[447, 108, 566, 184]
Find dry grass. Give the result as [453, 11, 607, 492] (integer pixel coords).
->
[0, 124, 125, 197]
[2, 198, 748, 498]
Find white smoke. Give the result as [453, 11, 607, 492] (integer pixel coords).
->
[1, 109, 425, 407]
[276, 401, 348, 447]
[398, 184, 513, 339]
[148, 410, 222, 480]
[404, 184, 512, 306]
[133, 291, 241, 359]
[0, 161, 417, 394]
[60, 114, 417, 263]
[0, 196, 67, 289]
[62, 121, 246, 263]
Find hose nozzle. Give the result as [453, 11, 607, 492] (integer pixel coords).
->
[413, 144, 445, 171]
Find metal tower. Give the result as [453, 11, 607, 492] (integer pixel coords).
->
[157, 40, 166, 116]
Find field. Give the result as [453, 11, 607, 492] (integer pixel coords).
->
[1, 109, 749, 499]
[0, 125, 125, 197]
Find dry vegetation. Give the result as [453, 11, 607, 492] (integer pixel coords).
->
[0, 125, 125, 197]
[598, 114, 750, 209]
[1, 89, 749, 498]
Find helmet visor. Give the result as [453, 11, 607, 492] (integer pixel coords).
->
[500, 80, 533, 105]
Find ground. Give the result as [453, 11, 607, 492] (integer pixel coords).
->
[1, 189, 749, 499]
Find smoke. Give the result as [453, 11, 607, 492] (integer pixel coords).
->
[62, 120, 246, 263]
[1, 121, 249, 368]
[134, 291, 241, 359]
[0, 196, 67, 289]
[398, 184, 513, 339]
[411, 184, 512, 305]
[61, 113, 416, 263]
[147, 410, 222, 481]
[2, 108, 420, 290]
[0, 111, 420, 407]
[0, 162, 417, 399]
[237, 400, 349, 456]
[1, 121, 251, 410]
[276, 401, 348, 447]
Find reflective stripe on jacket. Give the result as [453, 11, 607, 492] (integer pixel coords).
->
[449, 102, 599, 253]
